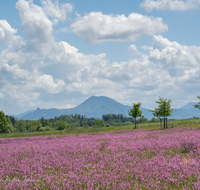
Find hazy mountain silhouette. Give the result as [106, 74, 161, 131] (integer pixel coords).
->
[13, 96, 200, 120]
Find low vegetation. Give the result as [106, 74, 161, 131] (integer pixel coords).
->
[0, 125, 200, 189]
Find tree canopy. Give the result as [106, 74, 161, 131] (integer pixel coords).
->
[0, 111, 8, 133]
[128, 102, 142, 129]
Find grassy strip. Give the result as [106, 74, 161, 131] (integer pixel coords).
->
[0, 118, 200, 139]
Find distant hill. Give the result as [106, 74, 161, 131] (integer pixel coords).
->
[11, 96, 200, 120]
[9, 110, 35, 119]
[18, 96, 153, 120]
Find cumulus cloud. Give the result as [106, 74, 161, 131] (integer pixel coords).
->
[128, 44, 141, 55]
[16, 0, 53, 43]
[71, 12, 168, 44]
[1, 0, 200, 114]
[34, 74, 66, 94]
[150, 35, 200, 68]
[141, 0, 200, 12]
[0, 20, 18, 45]
[41, 0, 73, 25]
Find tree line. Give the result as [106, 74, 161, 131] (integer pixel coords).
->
[0, 96, 200, 133]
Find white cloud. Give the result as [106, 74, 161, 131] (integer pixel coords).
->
[150, 35, 200, 69]
[34, 74, 66, 94]
[71, 11, 168, 44]
[1, 0, 200, 114]
[141, 0, 200, 12]
[16, 0, 53, 43]
[128, 44, 141, 55]
[42, 0, 73, 25]
[0, 20, 18, 45]
[141, 45, 153, 50]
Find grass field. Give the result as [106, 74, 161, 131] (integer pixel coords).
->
[0, 118, 200, 189]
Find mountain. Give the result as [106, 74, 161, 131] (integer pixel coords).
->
[19, 96, 153, 120]
[180, 102, 200, 114]
[9, 110, 35, 119]
[12, 96, 200, 120]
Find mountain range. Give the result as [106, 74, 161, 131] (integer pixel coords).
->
[11, 96, 200, 120]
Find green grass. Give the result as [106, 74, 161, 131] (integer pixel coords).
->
[1, 117, 200, 139]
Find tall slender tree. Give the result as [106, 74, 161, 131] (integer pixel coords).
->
[128, 102, 142, 129]
[149, 97, 173, 129]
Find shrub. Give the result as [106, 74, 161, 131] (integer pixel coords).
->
[95, 119, 105, 127]
[57, 121, 70, 130]
[105, 124, 110, 127]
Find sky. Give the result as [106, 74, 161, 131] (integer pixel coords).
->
[1, 0, 200, 115]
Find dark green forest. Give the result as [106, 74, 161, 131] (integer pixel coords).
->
[0, 110, 165, 133]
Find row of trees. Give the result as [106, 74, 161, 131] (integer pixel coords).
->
[0, 96, 200, 133]
[128, 96, 200, 129]
[0, 112, 134, 134]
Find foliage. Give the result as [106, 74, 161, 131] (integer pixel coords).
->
[0, 111, 8, 133]
[105, 123, 110, 127]
[149, 117, 159, 123]
[102, 113, 134, 125]
[94, 119, 105, 128]
[194, 96, 200, 109]
[57, 121, 70, 130]
[6, 117, 14, 133]
[136, 116, 148, 123]
[149, 97, 173, 129]
[128, 102, 142, 129]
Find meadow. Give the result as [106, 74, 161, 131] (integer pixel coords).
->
[0, 118, 200, 189]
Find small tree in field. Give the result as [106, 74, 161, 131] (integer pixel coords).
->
[194, 96, 200, 109]
[149, 97, 173, 129]
[128, 102, 142, 129]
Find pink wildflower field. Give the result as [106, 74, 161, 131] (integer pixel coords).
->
[0, 127, 200, 189]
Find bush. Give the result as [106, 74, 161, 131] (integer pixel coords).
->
[57, 121, 70, 130]
[95, 119, 105, 127]
[37, 127, 45, 132]
[105, 124, 110, 127]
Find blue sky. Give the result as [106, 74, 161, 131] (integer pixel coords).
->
[0, 0, 200, 115]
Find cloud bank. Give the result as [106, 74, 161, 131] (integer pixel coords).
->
[0, 0, 200, 115]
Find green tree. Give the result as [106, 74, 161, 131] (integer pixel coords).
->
[0, 111, 8, 133]
[149, 97, 173, 129]
[128, 102, 142, 129]
[94, 119, 105, 128]
[57, 121, 70, 130]
[194, 96, 200, 109]
[16, 120, 26, 132]
[6, 117, 14, 133]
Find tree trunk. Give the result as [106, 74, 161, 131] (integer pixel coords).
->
[166, 117, 167, 129]
[164, 116, 165, 129]
[160, 118, 161, 129]
[135, 117, 136, 129]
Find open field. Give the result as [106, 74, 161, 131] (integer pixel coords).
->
[0, 122, 200, 189]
